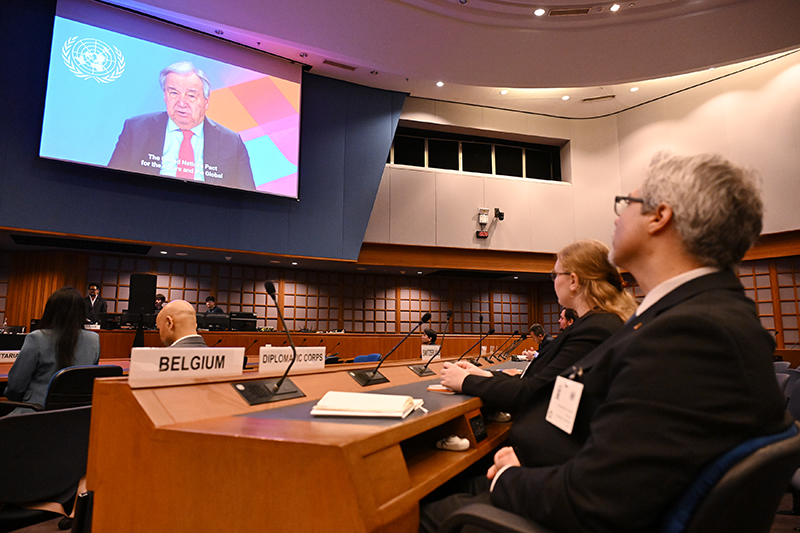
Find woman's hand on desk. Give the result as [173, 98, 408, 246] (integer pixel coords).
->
[456, 360, 493, 378]
[487, 446, 521, 480]
[440, 361, 493, 391]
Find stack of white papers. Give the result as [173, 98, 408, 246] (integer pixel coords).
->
[310, 391, 425, 419]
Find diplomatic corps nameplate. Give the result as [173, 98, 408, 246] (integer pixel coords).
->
[258, 346, 325, 377]
[129, 347, 245, 387]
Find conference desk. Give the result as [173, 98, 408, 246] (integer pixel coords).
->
[87, 358, 522, 532]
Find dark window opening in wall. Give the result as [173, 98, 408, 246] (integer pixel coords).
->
[391, 127, 562, 181]
[495, 145, 523, 177]
[526, 148, 557, 181]
[462, 142, 492, 174]
[428, 139, 459, 170]
[393, 135, 425, 167]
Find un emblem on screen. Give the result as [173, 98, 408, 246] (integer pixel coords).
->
[62, 36, 125, 83]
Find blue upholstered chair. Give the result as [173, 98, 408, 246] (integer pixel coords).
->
[439, 423, 800, 533]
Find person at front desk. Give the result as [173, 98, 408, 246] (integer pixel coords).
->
[156, 300, 207, 347]
[421, 328, 437, 345]
[204, 296, 224, 314]
[84, 282, 107, 324]
[154, 293, 166, 313]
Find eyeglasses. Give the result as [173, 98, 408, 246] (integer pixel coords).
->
[614, 195, 645, 216]
[550, 271, 570, 281]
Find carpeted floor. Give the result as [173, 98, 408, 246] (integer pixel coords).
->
[9, 493, 800, 532]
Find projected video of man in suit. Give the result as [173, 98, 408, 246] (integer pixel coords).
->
[109, 60, 255, 190]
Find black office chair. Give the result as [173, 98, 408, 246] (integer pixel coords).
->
[0, 364, 123, 415]
[0, 405, 92, 532]
[439, 422, 800, 533]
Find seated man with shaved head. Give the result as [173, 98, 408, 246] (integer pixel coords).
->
[155, 300, 207, 347]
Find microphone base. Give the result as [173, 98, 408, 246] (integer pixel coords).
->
[232, 378, 306, 405]
[349, 369, 390, 387]
[408, 364, 436, 377]
[467, 358, 483, 367]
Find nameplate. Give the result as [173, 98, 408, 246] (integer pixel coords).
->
[129, 347, 245, 387]
[0, 350, 19, 362]
[258, 346, 325, 377]
[421, 345, 442, 360]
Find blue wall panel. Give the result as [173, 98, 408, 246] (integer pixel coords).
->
[0, 0, 405, 261]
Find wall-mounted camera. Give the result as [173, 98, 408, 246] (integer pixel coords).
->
[494, 208, 505, 221]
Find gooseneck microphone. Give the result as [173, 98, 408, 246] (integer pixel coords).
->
[231, 282, 306, 405]
[327, 341, 341, 358]
[503, 333, 528, 360]
[456, 328, 496, 364]
[410, 310, 453, 377]
[487, 330, 518, 362]
[350, 312, 431, 386]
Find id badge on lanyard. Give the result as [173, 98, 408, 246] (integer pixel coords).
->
[545, 366, 584, 434]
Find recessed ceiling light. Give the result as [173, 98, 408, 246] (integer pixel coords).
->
[291, 262, 298, 266]
[500, 89, 508, 95]
[176, 252, 188, 256]
[436, 81, 444, 87]
[417, 271, 423, 274]
[270, 260, 281, 264]
[630, 87, 639, 92]
[534, 8, 546, 16]
[160, 250, 167, 255]
[610, 3, 621, 11]
[514, 276, 519, 280]
[562, 95, 570, 101]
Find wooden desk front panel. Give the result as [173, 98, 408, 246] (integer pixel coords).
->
[87, 363, 510, 532]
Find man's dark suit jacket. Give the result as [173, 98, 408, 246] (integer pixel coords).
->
[170, 335, 208, 347]
[84, 296, 107, 324]
[462, 311, 624, 466]
[491, 270, 790, 532]
[537, 332, 555, 353]
[108, 112, 255, 191]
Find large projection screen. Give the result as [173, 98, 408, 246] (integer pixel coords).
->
[40, 0, 302, 198]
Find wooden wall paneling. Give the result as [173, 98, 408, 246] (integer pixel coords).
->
[7, 251, 88, 328]
[769, 260, 785, 348]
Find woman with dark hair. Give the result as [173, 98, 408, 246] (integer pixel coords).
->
[6, 287, 100, 414]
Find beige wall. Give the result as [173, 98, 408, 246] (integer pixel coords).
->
[364, 50, 800, 253]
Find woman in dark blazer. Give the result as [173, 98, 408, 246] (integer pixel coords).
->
[6, 287, 100, 414]
[439, 239, 638, 466]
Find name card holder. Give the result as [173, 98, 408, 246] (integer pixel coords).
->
[129, 347, 245, 388]
[0, 350, 19, 363]
[257, 346, 325, 376]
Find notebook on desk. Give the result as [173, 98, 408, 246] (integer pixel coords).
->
[310, 390, 425, 419]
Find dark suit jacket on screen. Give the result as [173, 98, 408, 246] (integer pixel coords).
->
[491, 270, 790, 532]
[84, 295, 107, 324]
[108, 112, 255, 191]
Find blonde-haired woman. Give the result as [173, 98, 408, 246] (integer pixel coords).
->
[439, 239, 636, 466]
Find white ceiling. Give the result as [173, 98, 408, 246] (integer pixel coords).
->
[105, 0, 800, 118]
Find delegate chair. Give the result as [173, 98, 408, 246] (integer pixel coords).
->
[0, 365, 123, 415]
[775, 361, 792, 372]
[777, 373, 791, 394]
[353, 353, 382, 363]
[0, 406, 92, 531]
[439, 423, 800, 533]
[784, 369, 800, 400]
